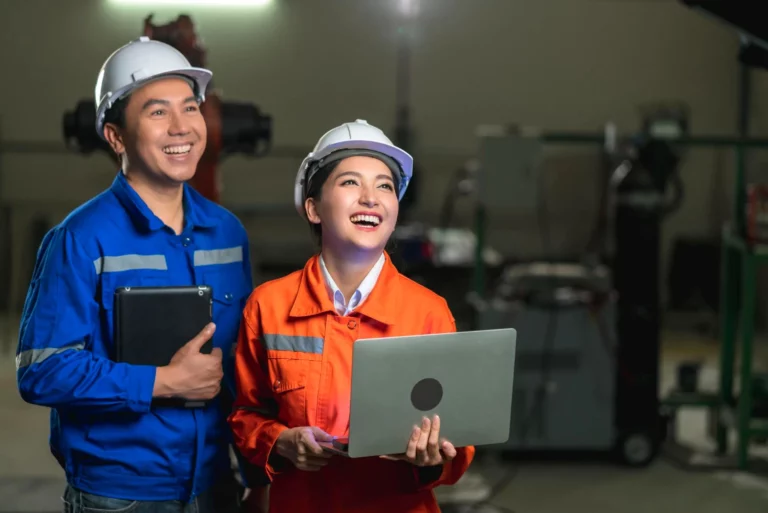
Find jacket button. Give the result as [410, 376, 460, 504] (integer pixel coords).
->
[225, 293, 233, 301]
[273, 380, 281, 390]
[347, 320, 357, 329]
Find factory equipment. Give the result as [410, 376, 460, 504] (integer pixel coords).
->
[462, 107, 687, 466]
[62, 14, 273, 203]
[477, 262, 618, 455]
[661, 0, 768, 474]
[612, 121, 685, 464]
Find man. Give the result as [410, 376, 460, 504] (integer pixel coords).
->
[16, 37, 255, 512]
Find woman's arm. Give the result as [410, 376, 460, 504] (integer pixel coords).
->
[228, 303, 289, 480]
[415, 297, 476, 490]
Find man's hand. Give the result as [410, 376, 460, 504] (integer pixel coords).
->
[274, 426, 334, 471]
[153, 323, 223, 400]
[381, 415, 457, 467]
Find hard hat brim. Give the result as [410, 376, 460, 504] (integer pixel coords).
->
[294, 139, 414, 219]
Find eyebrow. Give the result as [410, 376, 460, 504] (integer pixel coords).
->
[140, 96, 197, 112]
[335, 170, 395, 182]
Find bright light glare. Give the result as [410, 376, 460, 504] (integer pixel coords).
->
[398, 0, 420, 18]
[108, 0, 272, 6]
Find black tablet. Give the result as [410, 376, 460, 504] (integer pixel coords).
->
[114, 285, 214, 408]
[114, 285, 213, 367]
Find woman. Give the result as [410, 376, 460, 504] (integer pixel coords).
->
[229, 119, 474, 513]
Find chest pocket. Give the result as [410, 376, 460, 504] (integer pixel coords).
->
[200, 263, 251, 356]
[264, 336, 324, 428]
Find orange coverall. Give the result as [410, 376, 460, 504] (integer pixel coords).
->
[229, 252, 474, 513]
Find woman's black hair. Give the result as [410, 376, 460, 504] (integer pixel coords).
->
[304, 160, 340, 245]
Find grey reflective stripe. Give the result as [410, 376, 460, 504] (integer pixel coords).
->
[15, 343, 85, 370]
[193, 246, 243, 267]
[93, 254, 168, 274]
[237, 406, 276, 416]
[263, 334, 324, 354]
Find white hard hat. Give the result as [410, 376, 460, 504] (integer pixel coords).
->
[94, 36, 213, 140]
[294, 119, 414, 218]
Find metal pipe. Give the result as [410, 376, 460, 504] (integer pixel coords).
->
[735, 57, 752, 235]
[0, 141, 310, 160]
[539, 133, 768, 148]
[4, 135, 768, 158]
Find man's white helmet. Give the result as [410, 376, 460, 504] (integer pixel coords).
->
[294, 119, 414, 219]
[94, 36, 213, 140]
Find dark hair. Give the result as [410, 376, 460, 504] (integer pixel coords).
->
[103, 94, 130, 130]
[305, 160, 340, 246]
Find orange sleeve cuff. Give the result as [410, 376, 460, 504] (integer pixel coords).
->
[229, 408, 290, 482]
[258, 422, 290, 480]
[414, 445, 475, 491]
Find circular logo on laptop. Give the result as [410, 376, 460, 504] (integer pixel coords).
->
[411, 378, 443, 411]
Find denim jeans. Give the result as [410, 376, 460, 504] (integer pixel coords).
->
[61, 477, 241, 513]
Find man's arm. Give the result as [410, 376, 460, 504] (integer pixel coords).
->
[16, 227, 156, 414]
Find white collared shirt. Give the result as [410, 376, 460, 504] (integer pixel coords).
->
[319, 253, 386, 316]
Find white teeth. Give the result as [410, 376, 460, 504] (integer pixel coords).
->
[163, 144, 191, 155]
[350, 214, 381, 226]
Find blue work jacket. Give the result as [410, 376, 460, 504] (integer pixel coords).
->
[16, 171, 253, 501]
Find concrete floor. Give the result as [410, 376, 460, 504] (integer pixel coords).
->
[2, 317, 768, 512]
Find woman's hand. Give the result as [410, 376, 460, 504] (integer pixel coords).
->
[275, 426, 334, 471]
[381, 415, 457, 467]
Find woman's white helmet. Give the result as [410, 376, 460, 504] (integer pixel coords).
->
[294, 119, 414, 219]
[94, 37, 213, 140]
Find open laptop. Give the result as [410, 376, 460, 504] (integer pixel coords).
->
[320, 328, 517, 458]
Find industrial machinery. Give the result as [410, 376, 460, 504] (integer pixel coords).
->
[62, 14, 273, 203]
[611, 120, 685, 464]
[462, 107, 687, 466]
[660, 0, 768, 474]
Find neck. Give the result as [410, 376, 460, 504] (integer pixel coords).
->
[320, 245, 383, 303]
[124, 168, 185, 234]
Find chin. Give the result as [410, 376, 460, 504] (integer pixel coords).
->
[345, 234, 390, 253]
[158, 166, 198, 184]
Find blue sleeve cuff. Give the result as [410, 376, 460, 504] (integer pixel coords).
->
[127, 364, 156, 413]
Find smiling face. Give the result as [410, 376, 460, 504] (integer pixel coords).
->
[305, 155, 400, 256]
[103, 76, 207, 188]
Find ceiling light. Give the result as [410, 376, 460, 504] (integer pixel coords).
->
[107, 0, 272, 7]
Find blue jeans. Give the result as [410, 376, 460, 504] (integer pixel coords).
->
[61, 478, 241, 513]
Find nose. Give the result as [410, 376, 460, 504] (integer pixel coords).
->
[168, 110, 191, 136]
[358, 183, 378, 207]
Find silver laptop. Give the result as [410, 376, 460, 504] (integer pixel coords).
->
[320, 328, 517, 458]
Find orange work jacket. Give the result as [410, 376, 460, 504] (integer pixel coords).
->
[229, 252, 474, 513]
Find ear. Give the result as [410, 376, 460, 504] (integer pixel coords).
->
[103, 123, 126, 156]
[305, 197, 322, 225]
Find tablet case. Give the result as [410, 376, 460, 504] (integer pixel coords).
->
[114, 285, 213, 408]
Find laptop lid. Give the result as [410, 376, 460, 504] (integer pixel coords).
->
[346, 328, 516, 458]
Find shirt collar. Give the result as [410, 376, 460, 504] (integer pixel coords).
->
[319, 253, 385, 316]
[110, 171, 217, 232]
[290, 252, 400, 325]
